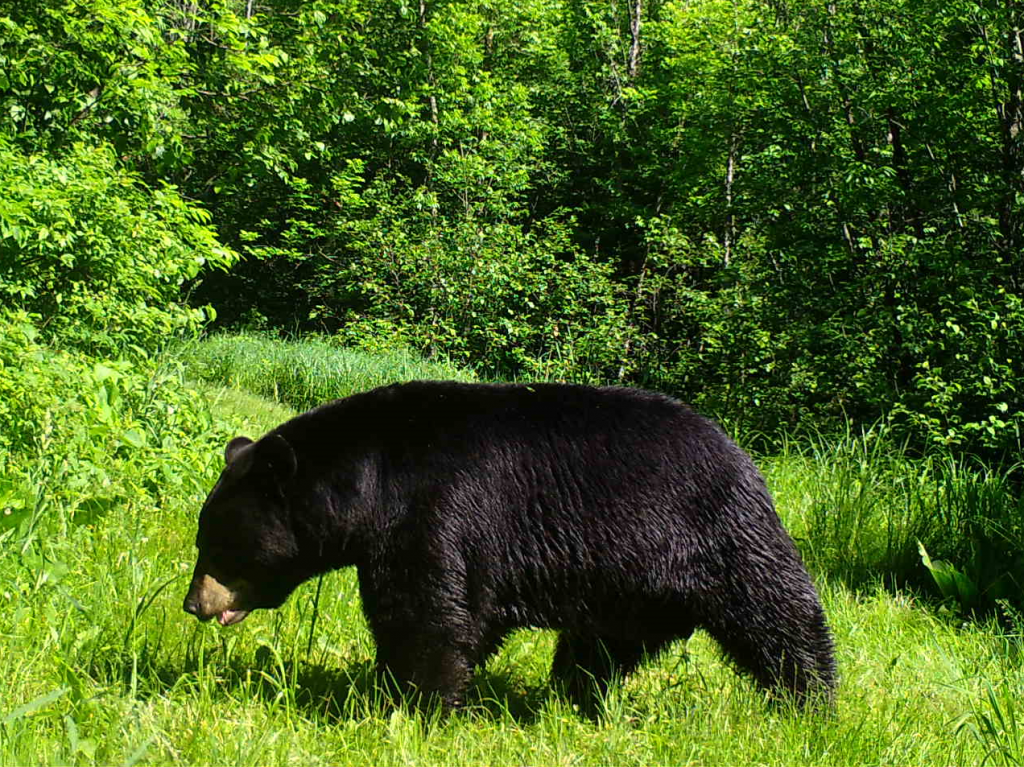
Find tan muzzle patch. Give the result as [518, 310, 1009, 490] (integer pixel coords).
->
[184, 573, 252, 626]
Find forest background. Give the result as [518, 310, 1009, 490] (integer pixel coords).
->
[3, 0, 1022, 454]
[1, 1, 1024, 764]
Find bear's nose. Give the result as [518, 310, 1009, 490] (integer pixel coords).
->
[183, 595, 202, 616]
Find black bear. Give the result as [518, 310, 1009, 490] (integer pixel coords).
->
[183, 381, 835, 710]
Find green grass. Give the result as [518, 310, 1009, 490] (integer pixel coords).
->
[3, 334, 1024, 765]
[178, 332, 475, 413]
[763, 424, 1024, 615]
[2, 504, 1018, 765]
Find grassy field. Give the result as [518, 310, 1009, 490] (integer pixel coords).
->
[2, 335, 1022, 766]
[176, 333, 475, 413]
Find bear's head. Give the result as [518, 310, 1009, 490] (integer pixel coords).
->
[183, 433, 303, 626]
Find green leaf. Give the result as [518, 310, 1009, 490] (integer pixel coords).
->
[2, 687, 68, 725]
[120, 429, 147, 449]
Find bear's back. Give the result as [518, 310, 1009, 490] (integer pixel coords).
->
[281, 381, 768, 563]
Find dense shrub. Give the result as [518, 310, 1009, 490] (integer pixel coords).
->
[325, 216, 639, 382]
[0, 139, 235, 354]
[0, 311, 228, 536]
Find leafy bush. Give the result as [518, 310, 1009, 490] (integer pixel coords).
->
[0, 0, 201, 169]
[328, 215, 638, 382]
[0, 139, 235, 353]
[0, 311, 229, 538]
[888, 286, 1024, 457]
[0, 311, 77, 457]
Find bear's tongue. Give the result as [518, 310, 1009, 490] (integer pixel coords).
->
[218, 609, 249, 626]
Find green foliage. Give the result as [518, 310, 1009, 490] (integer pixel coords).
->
[0, 313, 229, 533]
[889, 287, 1024, 455]
[144, 0, 1021, 458]
[327, 214, 637, 381]
[0, 139, 236, 352]
[0, 326, 232, 765]
[5, 0, 1024, 451]
[766, 423, 1024, 615]
[919, 542, 980, 615]
[178, 0, 611, 379]
[608, 0, 1024, 456]
[0, 0, 195, 169]
[0, 312, 74, 458]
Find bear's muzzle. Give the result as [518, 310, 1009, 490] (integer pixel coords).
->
[183, 572, 252, 626]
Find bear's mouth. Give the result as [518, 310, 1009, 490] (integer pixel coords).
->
[184, 571, 254, 626]
[218, 609, 250, 626]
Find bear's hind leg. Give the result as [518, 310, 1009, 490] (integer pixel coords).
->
[550, 633, 668, 713]
[701, 583, 836, 705]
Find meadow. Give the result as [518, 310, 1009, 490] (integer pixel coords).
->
[2, 334, 1022, 766]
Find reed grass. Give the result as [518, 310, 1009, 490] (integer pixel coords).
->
[178, 333, 474, 413]
[763, 423, 1024, 615]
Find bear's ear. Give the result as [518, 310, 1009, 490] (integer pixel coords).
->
[255, 433, 297, 483]
[225, 436, 254, 466]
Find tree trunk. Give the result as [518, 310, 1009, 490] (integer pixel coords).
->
[627, 0, 642, 81]
[724, 131, 739, 266]
[994, 6, 1023, 261]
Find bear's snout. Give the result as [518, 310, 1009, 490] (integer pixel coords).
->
[183, 572, 251, 625]
[182, 593, 205, 618]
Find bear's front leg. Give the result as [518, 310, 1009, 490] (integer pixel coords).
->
[358, 547, 481, 709]
[375, 630, 474, 709]
[374, 628, 475, 709]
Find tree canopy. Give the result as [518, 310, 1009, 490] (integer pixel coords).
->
[1, 0, 1021, 455]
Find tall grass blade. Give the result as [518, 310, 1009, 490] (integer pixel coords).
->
[2, 687, 68, 726]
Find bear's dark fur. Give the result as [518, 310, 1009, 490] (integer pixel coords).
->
[183, 381, 835, 710]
